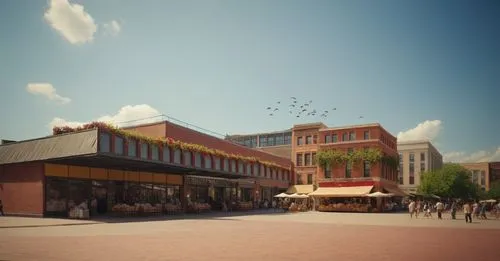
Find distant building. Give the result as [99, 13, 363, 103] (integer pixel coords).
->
[225, 129, 292, 159]
[459, 162, 491, 191]
[490, 162, 500, 184]
[397, 140, 443, 194]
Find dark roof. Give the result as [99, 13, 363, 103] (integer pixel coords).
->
[0, 129, 98, 165]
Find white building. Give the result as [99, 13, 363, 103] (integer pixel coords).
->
[397, 140, 443, 194]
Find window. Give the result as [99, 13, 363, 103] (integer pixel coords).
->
[253, 163, 259, 176]
[420, 162, 425, 172]
[223, 158, 229, 172]
[399, 153, 403, 163]
[259, 136, 268, 147]
[275, 135, 284, 146]
[151, 145, 159, 161]
[480, 171, 486, 185]
[420, 152, 425, 161]
[296, 153, 303, 166]
[99, 133, 111, 152]
[305, 153, 311, 166]
[114, 136, 124, 155]
[127, 139, 137, 157]
[183, 151, 192, 165]
[174, 149, 181, 164]
[231, 160, 237, 173]
[325, 135, 331, 143]
[307, 174, 313, 184]
[332, 134, 338, 142]
[306, 136, 312, 144]
[409, 153, 415, 162]
[238, 161, 244, 174]
[267, 136, 275, 146]
[204, 155, 212, 169]
[324, 165, 331, 179]
[266, 167, 271, 178]
[284, 134, 292, 145]
[297, 136, 303, 145]
[162, 146, 170, 162]
[342, 133, 348, 141]
[363, 161, 371, 177]
[260, 165, 265, 177]
[345, 163, 352, 178]
[363, 131, 370, 140]
[246, 164, 252, 175]
[409, 163, 415, 184]
[349, 131, 356, 141]
[214, 156, 220, 170]
[194, 153, 202, 168]
[312, 153, 317, 165]
[140, 143, 148, 159]
[313, 135, 318, 144]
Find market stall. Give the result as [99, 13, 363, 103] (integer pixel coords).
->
[309, 186, 373, 213]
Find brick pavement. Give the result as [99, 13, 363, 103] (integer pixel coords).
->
[0, 212, 498, 261]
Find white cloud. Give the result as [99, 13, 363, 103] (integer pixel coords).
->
[48, 104, 163, 129]
[397, 120, 442, 142]
[26, 83, 71, 104]
[443, 147, 500, 163]
[44, 0, 98, 45]
[103, 20, 121, 36]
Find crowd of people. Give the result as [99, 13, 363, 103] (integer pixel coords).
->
[407, 199, 500, 222]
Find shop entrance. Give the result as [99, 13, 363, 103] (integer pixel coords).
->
[91, 181, 108, 215]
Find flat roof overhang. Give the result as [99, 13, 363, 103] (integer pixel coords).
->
[46, 153, 253, 180]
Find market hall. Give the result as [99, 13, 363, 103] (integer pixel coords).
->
[0, 122, 293, 218]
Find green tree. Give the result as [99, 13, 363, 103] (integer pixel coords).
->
[487, 180, 500, 199]
[418, 163, 477, 199]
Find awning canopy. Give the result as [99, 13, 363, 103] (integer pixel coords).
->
[383, 186, 408, 197]
[286, 185, 315, 195]
[308, 186, 373, 197]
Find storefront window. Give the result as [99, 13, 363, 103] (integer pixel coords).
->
[204, 155, 212, 169]
[45, 178, 68, 215]
[99, 132, 111, 153]
[114, 136, 124, 155]
[151, 145, 159, 161]
[91, 181, 108, 215]
[68, 180, 91, 211]
[174, 149, 181, 164]
[190, 186, 209, 203]
[240, 188, 252, 202]
[128, 139, 137, 157]
[152, 184, 167, 204]
[140, 143, 148, 159]
[163, 146, 170, 162]
[166, 185, 180, 204]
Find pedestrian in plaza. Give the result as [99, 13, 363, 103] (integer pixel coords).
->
[479, 203, 487, 220]
[435, 200, 444, 220]
[408, 200, 416, 218]
[463, 201, 472, 223]
[450, 201, 457, 220]
[415, 200, 421, 218]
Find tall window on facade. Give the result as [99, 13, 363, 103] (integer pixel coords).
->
[253, 163, 259, 176]
[332, 134, 338, 142]
[174, 149, 181, 164]
[342, 133, 348, 142]
[296, 153, 303, 166]
[420, 162, 425, 172]
[312, 152, 317, 165]
[128, 139, 137, 157]
[213, 156, 220, 170]
[284, 133, 292, 145]
[305, 136, 312, 144]
[267, 136, 275, 146]
[151, 145, 159, 161]
[420, 152, 425, 161]
[409, 153, 415, 162]
[163, 146, 170, 162]
[305, 153, 311, 166]
[183, 151, 192, 166]
[313, 135, 318, 144]
[480, 171, 486, 186]
[223, 158, 229, 172]
[99, 133, 111, 153]
[325, 135, 331, 143]
[114, 136, 124, 155]
[231, 160, 237, 173]
[204, 155, 212, 169]
[363, 161, 370, 177]
[349, 131, 356, 141]
[324, 165, 331, 179]
[194, 153, 202, 168]
[238, 161, 244, 174]
[307, 174, 313, 184]
[345, 162, 352, 178]
[140, 143, 148, 159]
[275, 135, 284, 146]
[363, 131, 370, 140]
[246, 164, 252, 175]
[259, 136, 268, 147]
[409, 163, 415, 184]
[297, 136, 303, 145]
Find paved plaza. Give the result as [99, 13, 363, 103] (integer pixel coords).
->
[1, 211, 499, 261]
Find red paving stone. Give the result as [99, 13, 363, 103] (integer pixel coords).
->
[0, 219, 498, 261]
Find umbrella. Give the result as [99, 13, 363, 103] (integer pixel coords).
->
[274, 193, 288, 198]
[479, 199, 497, 203]
[288, 193, 304, 199]
[367, 192, 394, 198]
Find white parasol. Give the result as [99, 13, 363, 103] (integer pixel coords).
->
[274, 192, 289, 198]
[367, 191, 394, 198]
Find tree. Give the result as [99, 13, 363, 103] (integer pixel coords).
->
[487, 180, 500, 199]
[418, 163, 477, 199]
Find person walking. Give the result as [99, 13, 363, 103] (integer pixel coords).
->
[463, 201, 472, 223]
[480, 203, 487, 220]
[408, 200, 416, 218]
[450, 201, 457, 220]
[436, 200, 444, 220]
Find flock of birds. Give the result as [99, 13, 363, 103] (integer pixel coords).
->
[266, 97, 364, 120]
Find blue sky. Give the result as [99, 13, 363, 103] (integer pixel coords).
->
[0, 0, 499, 162]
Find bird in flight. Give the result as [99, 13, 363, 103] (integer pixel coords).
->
[291, 97, 296, 100]
[266, 107, 271, 110]
[274, 108, 279, 111]
[269, 113, 273, 116]
[277, 101, 280, 104]
[332, 108, 336, 111]
[359, 116, 364, 119]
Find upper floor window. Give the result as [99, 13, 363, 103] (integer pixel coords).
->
[296, 153, 303, 166]
[305, 136, 312, 145]
[140, 143, 148, 159]
[420, 162, 425, 172]
[409, 153, 415, 162]
[349, 131, 356, 141]
[231, 160, 237, 173]
[332, 134, 338, 142]
[99, 133, 111, 153]
[253, 163, 259, 176]
[260, 164, 265, 177]
[342, 133, 348, 142]
[324, 165, 331, 179]
[238, 161, 244, 174]
[127, 139, 137, 157]
[275, 135, 284, 146]
[194, 152, 202, 168]
[267, 136, 275, 146]
[223, 158, 229, 172]
[162, 146, 170, 162]
[325, 135, 331, 143]
[297, 136, 303, 145]
[284, 134, 292, 145]
[363, 161, 370, 177]
[266, 167, 271, 178]
[307, 174, 313, 184]
[312, 152, 317, 165]
[259, 136, 268, 147]
[246, 164, 252, 175]
[204, 155, 212, 169]
[305, 153, 311, 166]
[345, 162, 352, 178]
[114, 136, 124, 155]
[420, 152, 425, 161]
[151, 145, 159, 161]
[313, 135, 318, 144]
[174, 149, 181, 164]
[363, 131, 370, 140]
[399, 153, 403, 163]
[183, 151, 192, 165]
[214, 156, 221, 170]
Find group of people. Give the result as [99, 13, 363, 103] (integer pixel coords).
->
[408, 199, 500, 223]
